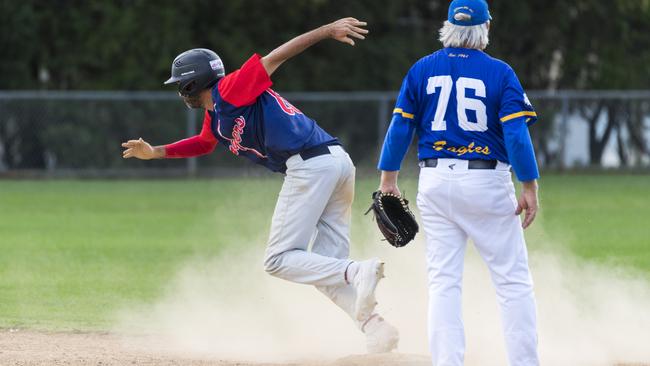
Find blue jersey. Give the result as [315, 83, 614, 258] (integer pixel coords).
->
[209, 54, 337, 173]
[378, 47, 539, 181]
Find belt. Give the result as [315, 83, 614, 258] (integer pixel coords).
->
[299, 142, 341, 161]
[421, 158, 498, 169]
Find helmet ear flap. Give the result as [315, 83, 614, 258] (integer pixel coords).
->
[179, 80, 197, 97]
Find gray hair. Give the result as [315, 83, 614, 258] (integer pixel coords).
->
[438, 20, 490, 50]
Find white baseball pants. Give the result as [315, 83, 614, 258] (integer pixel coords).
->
[263, 146, 361, 322]
[416, 159, 539, 366]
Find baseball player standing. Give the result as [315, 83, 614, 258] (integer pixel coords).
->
[377, 1, 540, 365]
[121, 18, 398, 353]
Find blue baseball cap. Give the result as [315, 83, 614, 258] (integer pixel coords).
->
[448, 0, 492, 26]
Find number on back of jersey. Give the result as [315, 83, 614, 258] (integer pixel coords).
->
[426, 76, 487, 132]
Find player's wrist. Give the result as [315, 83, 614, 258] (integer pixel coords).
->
[521, 180, 538, 191]
[321, 23, 335, 40]
[153, 146, 167, 159]
[379, 183, 398, 191]
[379, 170, 401, 195]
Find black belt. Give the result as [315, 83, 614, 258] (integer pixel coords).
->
[421, 158, 498, 169]
[299, 142, 342, 161]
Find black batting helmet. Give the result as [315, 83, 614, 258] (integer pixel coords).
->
[164, 48, 225, 97]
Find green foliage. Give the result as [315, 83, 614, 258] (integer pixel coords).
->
[2, 1, 648, 91]
[550, 1, 650, 89]
[0, 99, 191, 170]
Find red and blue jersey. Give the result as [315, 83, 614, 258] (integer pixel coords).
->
[165, 54, 337, 173]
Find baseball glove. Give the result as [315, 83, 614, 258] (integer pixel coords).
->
[365, 191, 419, 247]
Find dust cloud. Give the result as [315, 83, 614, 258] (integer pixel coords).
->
[115, 223, 650, 365]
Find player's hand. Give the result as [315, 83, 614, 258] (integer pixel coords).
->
[379, 170, 402, 197]
[121, 138, 158, 160]
[516, 180, 539, 229]
[326, 17, 368, 46]
[379, 183, 402, 197]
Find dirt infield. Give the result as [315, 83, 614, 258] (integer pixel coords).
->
[1, 330, 648, 366]
[0, 329, 431, 366]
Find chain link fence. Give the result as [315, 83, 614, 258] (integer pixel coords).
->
[0, 90, 649, 177]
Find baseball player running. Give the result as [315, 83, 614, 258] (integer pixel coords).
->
[121, 18, 398, 353]
[377, 1, 540, 365]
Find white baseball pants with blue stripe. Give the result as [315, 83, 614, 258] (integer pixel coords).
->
[416, 158, 539, 366]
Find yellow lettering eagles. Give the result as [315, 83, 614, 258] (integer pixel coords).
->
[433, 141, 491, 156]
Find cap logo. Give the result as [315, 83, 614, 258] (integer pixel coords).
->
[180, 70, 195, 76]
[454, 13, 472, 22]
[454, 6, 474, 13]
[209, 59, 223, 70]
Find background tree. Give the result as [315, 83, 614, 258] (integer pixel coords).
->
[1, 0, 649, 169]
[2, 0, 647, 91]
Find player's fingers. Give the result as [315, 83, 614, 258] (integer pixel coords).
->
[122, 148, 132, 156]
[515, 201, 524, 215]
[352, 20, 367, 27]
[351, 26, 369, 34]
[123, 151, 133, 159]
[522, 215, 531, 229]
[523, 208, 537, 229]
[348, 30, 366, 40]
[341, 36, 355, 46]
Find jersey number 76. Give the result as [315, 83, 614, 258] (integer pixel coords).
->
[427, 76, 487, 132]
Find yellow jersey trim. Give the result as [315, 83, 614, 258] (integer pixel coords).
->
[500, 111, 537, 123]
[393, 108, 415, 119]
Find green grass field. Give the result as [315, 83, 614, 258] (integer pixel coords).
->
[0, 175, 649, 330]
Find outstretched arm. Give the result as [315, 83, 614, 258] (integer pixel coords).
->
[261, 17, 368, 76]
[121, 134, 216, 160]
[122, 111, 217, 160]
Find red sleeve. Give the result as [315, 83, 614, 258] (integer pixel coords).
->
[165, 111, 217, 158]
[217, 53, 273, 107]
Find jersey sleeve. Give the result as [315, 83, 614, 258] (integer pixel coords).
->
[217, 53, 273, 108]
[165, 110, 218, 158]
[499, 67, 537, 126]
[499, 67, 539, 181]
[502, 122, 539, 181]
[378, 115, 416, 171]
[378, 68, 419, 171]
[392, 68, 419, 124]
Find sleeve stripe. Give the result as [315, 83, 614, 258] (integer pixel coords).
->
[500, 111, 537, 123]
[393, 108, 415, 119]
